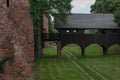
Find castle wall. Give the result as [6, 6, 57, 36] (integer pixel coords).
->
[0, 0, 34, 80]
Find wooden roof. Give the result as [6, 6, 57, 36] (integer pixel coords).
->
[55, 14, 120, 29]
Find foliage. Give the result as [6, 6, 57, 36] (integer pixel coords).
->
[48, 16, 59, 34]
[29, 0, 72, 58]
[29, 0, 42, 58]
[30, 0, 72, 31]
[114, 7, 120, 26]
[39, 0, 72, 33]
[90, 0, 116, 13]
[90, 0, 120, 26]
[39, 0, 72, 22]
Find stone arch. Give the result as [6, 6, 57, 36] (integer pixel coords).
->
[108, 43, 120, 55]
[61, 43, 82, 57]
[85, 43, 105, 56]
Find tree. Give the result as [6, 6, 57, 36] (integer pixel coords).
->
[48, 16, 59, 34]
[90, 0, 120, 26]
[29, 0, 72, 58]
[90, 0, 116, 13]
[114, 1, 120, 26]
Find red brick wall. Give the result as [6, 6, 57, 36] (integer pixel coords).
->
[43, 14, 49, 33]
[43, 14, 49, 47]
[0, 0, 34, 80]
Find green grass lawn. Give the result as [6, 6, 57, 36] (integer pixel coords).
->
[35, 44, 120, 80]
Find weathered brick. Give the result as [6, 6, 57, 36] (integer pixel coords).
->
[0, 0, 34, 79]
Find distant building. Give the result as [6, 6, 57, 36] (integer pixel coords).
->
[43, 14, 49, 47]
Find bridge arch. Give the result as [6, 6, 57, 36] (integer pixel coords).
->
[108, 44, 120, 55]
[57, 41, 110, 57]
[61, 43, 82, 57]
[108, 43, 120, 48]
[85, 43, 104, 57]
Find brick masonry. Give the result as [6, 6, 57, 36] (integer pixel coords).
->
[0, 0, 34, 80]
[43, 14, 49, 48]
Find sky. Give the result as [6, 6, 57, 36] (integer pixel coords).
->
[71, 0, 95, 13]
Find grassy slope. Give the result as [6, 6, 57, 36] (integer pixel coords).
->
[35, 44, 120, 80]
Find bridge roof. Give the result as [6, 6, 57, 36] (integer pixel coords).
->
[55, 14, 120, 29]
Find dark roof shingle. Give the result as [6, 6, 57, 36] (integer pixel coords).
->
[55, 14, 119, 29]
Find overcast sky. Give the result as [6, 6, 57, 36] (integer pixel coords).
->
[71, 0, 95, 13]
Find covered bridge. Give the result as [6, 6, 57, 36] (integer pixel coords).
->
[55, 14, 120, 57]
[43, 14, 120, 58]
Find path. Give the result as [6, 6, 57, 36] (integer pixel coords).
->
[63, 49, 108, 80]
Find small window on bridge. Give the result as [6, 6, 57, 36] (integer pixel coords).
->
[84, 29, 100, 34]
[66, 30, 70, 32]
[73, 30, 77, 32]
